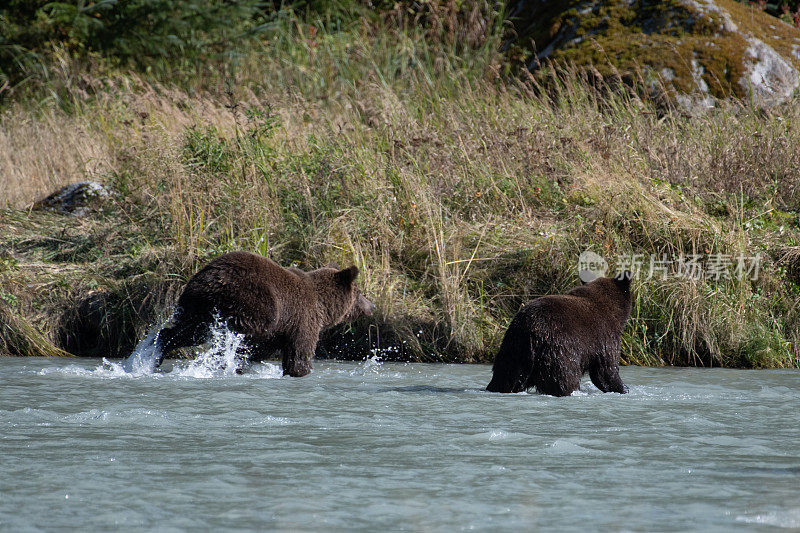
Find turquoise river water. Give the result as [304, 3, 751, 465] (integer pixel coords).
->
[1, 355, 799, 531]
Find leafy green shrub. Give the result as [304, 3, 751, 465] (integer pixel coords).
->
[1, 0, 271, 89]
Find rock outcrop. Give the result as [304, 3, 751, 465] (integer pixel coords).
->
[507, 0, 800, 106]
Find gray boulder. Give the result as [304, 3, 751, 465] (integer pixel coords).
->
[32, 181, 112, 216]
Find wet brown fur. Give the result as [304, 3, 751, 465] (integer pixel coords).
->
[155, 251, 375, 376]
[486, 273, 633, 396]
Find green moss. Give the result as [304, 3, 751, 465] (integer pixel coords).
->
[722, 0, 800, 72]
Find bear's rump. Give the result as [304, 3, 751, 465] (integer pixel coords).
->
[178, 271, 280, 336]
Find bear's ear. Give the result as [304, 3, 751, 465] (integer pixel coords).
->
[334, 265, 359, 286]
[613, 270, 633, 289]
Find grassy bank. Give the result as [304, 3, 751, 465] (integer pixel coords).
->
[1, 11, 799, 367]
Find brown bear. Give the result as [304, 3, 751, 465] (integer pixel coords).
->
[486, 272, 632, 396]
[153, 251, 375, 376]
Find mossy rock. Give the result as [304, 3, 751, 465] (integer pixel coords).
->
[508, 0, 800, 105]
[32, 181, 113, 216]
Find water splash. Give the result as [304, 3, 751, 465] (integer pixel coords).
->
[112, 314, 270, 378]
[121, 325, 165, 374]
[41, 313, 282, 380]
[349, 353, 383, 376]
[347, 347, 408, 378]
[171, 317, 249, 378]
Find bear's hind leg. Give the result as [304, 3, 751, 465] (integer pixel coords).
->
[246, 339, 280, 363]
[155, 314, 211, 367]
[589, 360, 628, 394]
[486, 316, 534, 393]
[487, 362, 533, 393]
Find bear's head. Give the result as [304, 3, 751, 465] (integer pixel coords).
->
[575, 270, 633, 323]
[311, 264, 376, 327]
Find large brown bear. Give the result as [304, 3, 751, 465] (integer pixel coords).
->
[486, 272, 632, 396]
[154, 252, 375, 376]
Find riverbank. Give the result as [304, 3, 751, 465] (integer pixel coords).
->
[1, 12, 799, 367]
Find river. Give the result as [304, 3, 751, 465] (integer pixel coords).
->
[1, 356, 799, 531]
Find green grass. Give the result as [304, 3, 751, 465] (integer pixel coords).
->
[0, 10, 798, 367]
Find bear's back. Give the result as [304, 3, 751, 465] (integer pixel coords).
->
[519, 286, 627, 364]
[520, 295, 605, 347]
[178, 252, 312, 333]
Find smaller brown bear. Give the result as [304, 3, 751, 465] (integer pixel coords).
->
[486, 272, 633, 396]
[154, 252, 375, 376]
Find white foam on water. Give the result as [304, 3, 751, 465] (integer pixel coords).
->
[245, 414, 291, 426]
[63, 409, 110, 423]
[39, 325, 166, 377]
[488, 430, 508, 440]
[38, 360, 139, 379]
[547, 439, 596, 455]
[363, 354, 383, 371]
[344, 345, 411, 376]
[346, 354, 383, 376]
[346, 354, 405, 380]
[736, 508, 800, 528]
[247, 362, 283, 379]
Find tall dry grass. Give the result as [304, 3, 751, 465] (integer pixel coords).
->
[0, 110, 113, 208]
